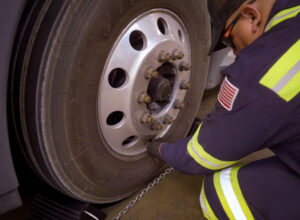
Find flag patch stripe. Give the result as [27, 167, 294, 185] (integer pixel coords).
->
[222, 87, 235, 99]
[224, 83, 236, 94]
[219, 92, 231, 107]
[218, 77, 239, 111]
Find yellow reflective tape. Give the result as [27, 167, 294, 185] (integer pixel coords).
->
[187, 123, 237, 170]
[214, 171, 235, 220]
[230, 165, 254, 220]
[265, 5, 300, 32]
[260, 39, 300, 101]
[187, 140, 218, 170]
[278, 70, 300, 101]
[201, 181, 218, 220]
[273, 4, 300, 18]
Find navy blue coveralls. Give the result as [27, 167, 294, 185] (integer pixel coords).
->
[160, 1, 300, 219]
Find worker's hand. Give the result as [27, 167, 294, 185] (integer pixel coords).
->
[147, 139, 165, 163]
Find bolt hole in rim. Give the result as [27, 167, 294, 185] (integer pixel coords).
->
[106, 111, 125, 126]
[157, 17, 169, 35]
[130, 31, 147, 51]
[108, 68, 127, 88]
[178, 29, 183, 42]
[98, 9, 191, 157]
[122, 136, 139, 146]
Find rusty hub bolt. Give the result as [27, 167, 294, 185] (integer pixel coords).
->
[151, 70, 159, 78]
[138, 92, 152, 104]
[171, 49, 180, 60]
[141, 113, 153, 124]
[174, 100, 185, 109]
[163, 115, 174, 124]
[178, 51, 184, 59]
[150, 120, 163, 131]
[180, 81, 191, 90]
[179, 61, 191, 71]
[159, 51, 170, 62]
[145, 69, 159, 79]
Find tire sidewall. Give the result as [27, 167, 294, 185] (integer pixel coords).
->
[40, 0, 210, 202]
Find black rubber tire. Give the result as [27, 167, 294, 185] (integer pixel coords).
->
[11, 0, 210, 203]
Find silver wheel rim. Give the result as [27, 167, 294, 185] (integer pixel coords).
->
[98, 9, 191, 156]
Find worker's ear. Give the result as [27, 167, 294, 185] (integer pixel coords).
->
[240, 4, 261, 33]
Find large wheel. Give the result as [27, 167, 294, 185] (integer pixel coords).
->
[11, 0, 210, 203]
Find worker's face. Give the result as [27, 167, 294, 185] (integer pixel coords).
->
[224, 4, 263, 54]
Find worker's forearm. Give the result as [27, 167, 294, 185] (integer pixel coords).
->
[160, 136, 213, 175]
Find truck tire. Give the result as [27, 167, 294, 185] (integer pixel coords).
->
[11, 0, 210, 203]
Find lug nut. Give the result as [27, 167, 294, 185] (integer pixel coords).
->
[163, 115, 174, 124]
[171, 49, 180, 60]
[141, 113, 153, 124]
[150, 120, 163, 131]
[174, 100, 185, 109]
[151, 70, 159, 78]
[138, 92, 152, 104]
[180, 81, 191, 90]
[159, 51, 170, 62]
[179, 61, 191, 71]
[178, 51, 184, 59]
[145, 69, 159, 79]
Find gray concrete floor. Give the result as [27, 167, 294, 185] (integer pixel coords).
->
[103, 170, 206, 220]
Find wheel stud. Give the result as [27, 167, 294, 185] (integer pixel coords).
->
[178, 51, 184, 59]
[174, 100, 185, 109]
[180, 81, 191, 90]
[151, 70, 159, 78]
[163, 115, 174, 124]
[145, 69, 159, 79]
[150, 120, 163, 131]
[138, 92, 152, 104]
[179, 61, 191, 71]
[159, 51, 170, 62]
[171, 49, 180, 60]
[141, 113, 153, 124]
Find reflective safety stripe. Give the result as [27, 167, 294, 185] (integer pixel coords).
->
[231, 166, 254, 219]
[200, 179, 218, 220]
[260, 39, 300, 102]
[187, 123, 237, 170]
[213, 166, 254, 220]
[265, 5, 300, 32]
[200, 190, 210, 219]
[214, 171, 235, 219]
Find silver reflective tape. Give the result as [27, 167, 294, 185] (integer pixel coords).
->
[200, 190, 209, 218]
[273, 60, 300, 93]
[219, 168, 247, 220]
[190, 141, 221, 168]
[265, 7, 300, 31]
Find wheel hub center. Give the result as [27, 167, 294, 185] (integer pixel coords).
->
[148, 77, 172, 102]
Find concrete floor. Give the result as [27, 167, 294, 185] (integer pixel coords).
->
[103, 170, 206, 220]
[0, 87, 273, 220]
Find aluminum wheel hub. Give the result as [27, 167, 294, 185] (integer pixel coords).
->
[98, 9, 191, 156]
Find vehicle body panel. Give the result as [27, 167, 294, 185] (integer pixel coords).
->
[0, 0, 27, 214]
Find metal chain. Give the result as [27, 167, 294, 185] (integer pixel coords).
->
[112, 167, 174, 220]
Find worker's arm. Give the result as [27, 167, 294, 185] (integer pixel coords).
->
[149, 73, 294, 175]
[159, 136, 214, 175]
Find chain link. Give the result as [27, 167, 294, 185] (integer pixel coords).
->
[112, 167, 174, 220]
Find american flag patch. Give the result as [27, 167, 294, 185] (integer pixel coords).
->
[218, 77, 239, 111]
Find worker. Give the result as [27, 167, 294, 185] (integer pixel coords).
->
[147, 0, 300, 219]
